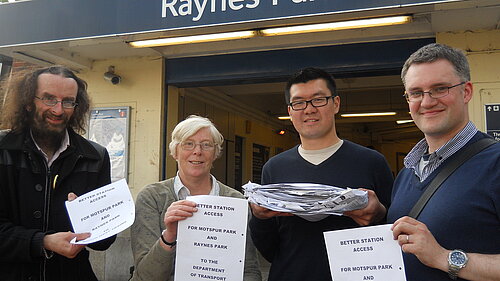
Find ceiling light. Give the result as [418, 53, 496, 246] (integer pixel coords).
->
[396, 119, 414, 124]
[129, 30, 257, 48]
[278, 116, 291, 120]
[129, 15, 411, 48]
[261, 15, 412, 36]
[341, 112, 397, 118]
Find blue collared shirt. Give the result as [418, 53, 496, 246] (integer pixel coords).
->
[404, 121, 478, 181]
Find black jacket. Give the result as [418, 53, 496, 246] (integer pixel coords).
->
[0, 128, 116, 281]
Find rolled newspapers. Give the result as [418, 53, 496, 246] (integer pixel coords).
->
[243, 182, 368, 221]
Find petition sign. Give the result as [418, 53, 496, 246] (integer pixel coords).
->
[175, 195, 249, 281]
[65, 179, 135, 244]
[324, 224, 406, 281]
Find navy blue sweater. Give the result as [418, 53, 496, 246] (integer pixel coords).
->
[249, 140, 394, 281]
[387, 132, 500, 281]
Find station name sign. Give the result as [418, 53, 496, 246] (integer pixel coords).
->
[156, 0, 451, 28]
[162, 0, 263, 22]
[0, 0, 459, 47]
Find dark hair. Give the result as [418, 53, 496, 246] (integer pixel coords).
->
[285, 67, 337, 104]
[1, 65, 90, 134]
[401, 43, 470, 86]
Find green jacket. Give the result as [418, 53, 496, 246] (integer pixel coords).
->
[131, 178, 262, 281]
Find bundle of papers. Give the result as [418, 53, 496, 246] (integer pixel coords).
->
[243, 182, 368, 221]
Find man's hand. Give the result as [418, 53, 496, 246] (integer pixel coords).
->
[343, 189, 386, 226]
[43, 232, 90, 259]
[67, 192, 78, 201]
[391, 216, 448, 271]
[41, 192, 89, 259]
[249, 203, 293, 219]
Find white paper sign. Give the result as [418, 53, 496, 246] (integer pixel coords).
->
[324, 224, 406, 281]
[65, 179, 135, 244]
[174, 195, 249, 281]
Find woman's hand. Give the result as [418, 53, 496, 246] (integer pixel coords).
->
[161, 200, 198, 248]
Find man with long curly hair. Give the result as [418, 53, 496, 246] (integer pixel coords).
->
[0, 66, 116, 281]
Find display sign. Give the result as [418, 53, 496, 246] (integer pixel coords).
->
[66, 179, 135, 245]
[324, 224, 406, 281]
[485, 103, 500, 141]
[0, 0, 460, 47]
[88, 107, 130, 182]
[175, 195, 249, 281]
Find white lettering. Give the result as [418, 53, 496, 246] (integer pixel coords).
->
[162, 0, 178, 17]
[162, 0, 265, 21]
[229, 0, 244, 10]
[179, 0, 192, 16]
[211, 0, 216, 12]
[193, 0, 208, 21]
[246, 0, 259, 8]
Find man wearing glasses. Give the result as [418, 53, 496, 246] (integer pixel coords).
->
[249, 67, 394, 281]
[0, 66, 116, 281]
[388, 43, 500, 281]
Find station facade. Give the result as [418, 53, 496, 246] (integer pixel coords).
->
[0, 0, 499, 279]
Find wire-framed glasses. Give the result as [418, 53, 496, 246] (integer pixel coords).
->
[289, 96, 334, 111]
[34, 96, 78, 109]
[403, 82, 466, 103]
[180, 141, 215, 151]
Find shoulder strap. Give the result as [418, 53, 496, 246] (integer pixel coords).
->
[408, 137, 497, 219]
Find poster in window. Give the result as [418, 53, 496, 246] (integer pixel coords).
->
[88, 107, 130, 182]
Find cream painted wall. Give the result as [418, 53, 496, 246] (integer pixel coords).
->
[79, 57, 164, 198]
[438, 29, 500, 132]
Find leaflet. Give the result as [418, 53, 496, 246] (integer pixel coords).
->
[175, 195, 248, 281]
[243, 182, 368, 219]
[324, 224, 406, 281]
[65, 179, 135, 244]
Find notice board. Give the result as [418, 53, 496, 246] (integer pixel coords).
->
[485, 104, 500, 141]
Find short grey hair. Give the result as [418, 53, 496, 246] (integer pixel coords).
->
[401, 43, 470, 86]
[169, 115, 224, 159]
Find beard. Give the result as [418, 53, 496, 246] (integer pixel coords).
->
[31, 110, 69, 150]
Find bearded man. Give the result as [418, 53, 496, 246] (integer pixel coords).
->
[0, 66, 116, 281]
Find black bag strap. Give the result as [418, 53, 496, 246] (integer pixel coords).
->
[408, 137, 497, 219]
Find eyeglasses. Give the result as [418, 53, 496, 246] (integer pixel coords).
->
[34, 96, 78, 109]
[180, 141, 215, 151]
[403, 82, 466, 103]
[289, 96, 334, 111]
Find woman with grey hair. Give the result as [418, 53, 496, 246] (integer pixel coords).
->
[131, 115, 261, 281]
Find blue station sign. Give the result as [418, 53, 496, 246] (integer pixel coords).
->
[0, 0, 459, 47]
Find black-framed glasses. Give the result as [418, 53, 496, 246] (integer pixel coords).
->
[34, 96, 78, 109]
[289, 96, 334, 111]
[403, 82, 466, 103]
[180, 140, 215, 151]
